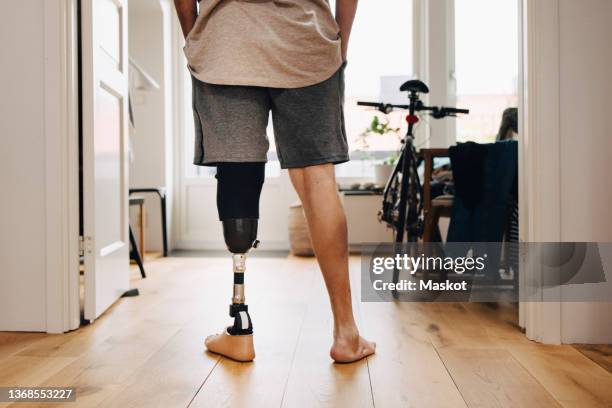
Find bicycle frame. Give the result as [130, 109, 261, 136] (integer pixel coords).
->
[390, 90, 423, 244]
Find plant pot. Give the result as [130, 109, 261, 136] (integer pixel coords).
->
[288, 202, 314, 257]
[374, 163, 393, 187]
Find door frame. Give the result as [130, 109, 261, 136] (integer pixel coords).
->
[518, 0, 563, 344]
[48, 0, 563, 340]
[43, 0, 81, 333]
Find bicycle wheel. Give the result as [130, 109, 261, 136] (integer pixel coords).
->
[378, 143, 424, 243]
[404, 146, 424, 242]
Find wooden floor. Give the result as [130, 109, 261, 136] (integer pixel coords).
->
[1, 255, 611, 408]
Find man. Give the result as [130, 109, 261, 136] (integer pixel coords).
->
[174, 0, 375, 363]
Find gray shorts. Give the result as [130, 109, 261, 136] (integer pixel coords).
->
[191, 63, 348, 169]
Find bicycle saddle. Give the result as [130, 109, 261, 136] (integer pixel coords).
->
[399, 80, 430, 94]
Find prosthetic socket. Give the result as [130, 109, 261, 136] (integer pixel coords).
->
[216, 163, 265, 336]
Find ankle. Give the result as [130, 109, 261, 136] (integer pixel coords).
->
[333, 323, 359, 340]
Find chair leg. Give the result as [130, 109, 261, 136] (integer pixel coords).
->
[433, 225, 443, 243]
[423, 209, 441, 242]
[159, 192, 168, 257]
[129, 226, 146, 278]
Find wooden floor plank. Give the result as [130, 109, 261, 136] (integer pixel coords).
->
[361, 302, 468, 408]
[508, 344, 612, 408]
[461, 302, 531, 347]
[349, 257, 466, 408]
[0, 332, 47, 361]
[0, 355, 76, 408]
[189, 257, 318, 408]
[420, 303, 500, 350]
[97, 328, 220, 408]
[0, 355, 76, 388]
[438, 348, 560, 408]
[280, 324, 373, 408]
[574, 344, 612, 374]
[461, 303, 612, 407]
[280, 260, 373, 408]
[7, 322, 182, 408]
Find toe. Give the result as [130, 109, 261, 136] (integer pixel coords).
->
[362, 341, 376, 357]
[204, 333, 220, 347]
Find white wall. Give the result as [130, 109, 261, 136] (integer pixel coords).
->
[558, 0, 612, 242]
[556, 0, 612, 344]
[0, 1, 47, 331]
[0, 0, 79, 332]
[128, 0, 174, 253]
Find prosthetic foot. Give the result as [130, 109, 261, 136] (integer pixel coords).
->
[204, 328, 255, 362]
[205, 164, 264, 362]
[205, 221, 258, 361]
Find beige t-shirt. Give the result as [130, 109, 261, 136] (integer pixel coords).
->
[183, 0, 343, 88]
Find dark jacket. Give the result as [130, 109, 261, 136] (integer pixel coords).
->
[447, 140, 518, 242]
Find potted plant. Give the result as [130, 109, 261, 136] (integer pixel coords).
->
[357, 115, 401, 186]
[375, 151, 399, 187]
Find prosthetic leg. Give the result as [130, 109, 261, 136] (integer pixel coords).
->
[225, 220, 257, 336]
[204, 163, 264, 362]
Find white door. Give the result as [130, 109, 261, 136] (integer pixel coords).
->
[81, 0, 130, 321]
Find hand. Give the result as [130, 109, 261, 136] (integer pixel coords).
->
[174, 0, 198, 39]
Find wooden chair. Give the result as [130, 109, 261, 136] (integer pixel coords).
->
[129, 187, 168, 257]
[129, 196, 146, 278]
[420, 148, 453, 242]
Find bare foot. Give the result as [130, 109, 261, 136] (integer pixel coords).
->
[204, 327, 255, 362]
[330, 330, 376, 363]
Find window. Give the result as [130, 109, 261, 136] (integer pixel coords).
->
[454, 0, 519, 143]
[332, 0, 414, 178]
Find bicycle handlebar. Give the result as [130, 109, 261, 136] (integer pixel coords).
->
[356, 102, 383, 107]
[439, 107, 470, 115]
[357, 101, 469, 118]
[430, 106, 470, 118]
[357, 101, 409, 110]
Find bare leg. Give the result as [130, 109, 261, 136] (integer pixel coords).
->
[289, 164, 375, 363]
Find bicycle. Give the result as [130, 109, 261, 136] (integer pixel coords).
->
[358, 80, 469, 245]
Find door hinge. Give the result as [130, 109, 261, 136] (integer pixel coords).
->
[79, 235, 93, 256]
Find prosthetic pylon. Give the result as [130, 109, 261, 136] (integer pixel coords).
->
[222, 218, 259, 336]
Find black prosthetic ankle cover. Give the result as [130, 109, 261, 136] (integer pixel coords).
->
[227, 304, 253, 335]
[216, 162, 265, 220]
